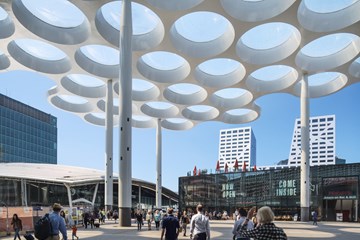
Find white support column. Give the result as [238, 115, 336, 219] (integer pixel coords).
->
[105, 79, 114, 211]
[156, 118, 162, 208]
[138, 185, 142, 209]
[21, 179, 27, 206]
[118, 0, 132, 227]
[355, 200, 358, 222]
[92, 183, 99, 207]
[64, 184, 73, 216]
[300, 73, 310, 221]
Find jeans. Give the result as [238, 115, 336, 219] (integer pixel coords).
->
[193, 232, 207, 240]
[13, 228, 21, 240]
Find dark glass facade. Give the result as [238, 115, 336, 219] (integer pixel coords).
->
[0, 94, 57, 164]
[179, 163, 360, 221]
[0, 178, 178, 210]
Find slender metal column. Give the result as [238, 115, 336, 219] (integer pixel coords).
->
[21, 179, 27, 206]
[105, 79, 114, 211]
[138, 185, 142, 209]
[156, 118, 162, 208]
[355, 200, 358, 222]
[118, 0, 132, 226]
[92, 183, 99, 207]
[300, 73, 310, 221]
[64, 184, 73, 216]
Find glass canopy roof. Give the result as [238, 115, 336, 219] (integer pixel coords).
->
[1, 0, 360, 130]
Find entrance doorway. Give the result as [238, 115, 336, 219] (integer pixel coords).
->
[323, 199, 358, 221]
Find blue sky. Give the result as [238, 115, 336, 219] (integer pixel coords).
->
[1, 70, 360, 192]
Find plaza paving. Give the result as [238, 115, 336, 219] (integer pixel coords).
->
[2, 220, 360, 240]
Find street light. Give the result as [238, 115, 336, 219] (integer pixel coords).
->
[0, 201, 10, 236]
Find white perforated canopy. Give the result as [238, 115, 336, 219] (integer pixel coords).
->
[1, 0, 360, 130]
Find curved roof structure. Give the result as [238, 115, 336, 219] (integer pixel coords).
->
[0, 0, 360, 130]
[0, 163, 178, 201]
[0, 163, 106, 184]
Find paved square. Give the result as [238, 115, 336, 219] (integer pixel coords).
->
[2, 220, 360, 240]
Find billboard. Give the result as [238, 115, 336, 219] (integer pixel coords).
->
[323, 176, 358, 200]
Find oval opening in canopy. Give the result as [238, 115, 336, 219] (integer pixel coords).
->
[195, 58, 245, 88]
[14, 38, 67, 61]
[22, 0, 84, 28]
[12, 0, 89, 44]
[241, 22, 296, 51]
[174, 11, 230, 43]
[301, 33, 358, 58]
[237, 22, 301, 65]
[101, 1, 159, 35]
[198, 58, 241, 76]
[303, 0, 356, 13]
[141, 51, 186, 71]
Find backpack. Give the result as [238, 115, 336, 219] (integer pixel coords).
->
[34, 213, 52, 240]
[24, 233, 35, 240]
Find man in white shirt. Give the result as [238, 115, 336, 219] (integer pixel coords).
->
[232, 208, 254, 240]
[189, 204, 210, 240]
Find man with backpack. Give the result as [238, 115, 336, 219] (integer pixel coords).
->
[161, 208, 180, 240]
[45, 203, 68, 240]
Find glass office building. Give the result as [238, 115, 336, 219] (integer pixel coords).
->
[0, 94, 57, 164]
[179, 163, 360, 222]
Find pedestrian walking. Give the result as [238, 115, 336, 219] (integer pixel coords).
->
[46, 203, 68, 240]
[11, 214, 23, 240]
[161, 208, 180, 240]
[71, 225, 79, 240]
[189, 204, 210, 240]
[312, 211, 318, 225]
[154, 210, 161, 230]
[180, 211, 190, 237]
[135, 209, 143, 231]
[146, 210, 153, 230]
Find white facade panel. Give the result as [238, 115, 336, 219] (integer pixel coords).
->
[218, 127, 256, 171]
[288, 115, 336, 166]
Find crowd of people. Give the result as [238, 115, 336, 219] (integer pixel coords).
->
[9, 202, 293, 240]
[8, 203, 122, 240]
[131, 204, 290, 240]
[133, 204, 210, 239]
[160, 204, 211, 240]
[81, 209, 118, 228]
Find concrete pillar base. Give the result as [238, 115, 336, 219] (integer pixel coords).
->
[119, 207, 132, 226]
[301, 207, 310, 222]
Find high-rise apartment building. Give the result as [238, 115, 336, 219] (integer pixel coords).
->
[288, 115, 335, 166]
[218, 127, 256, 171]
[0, 94, 57, 164]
